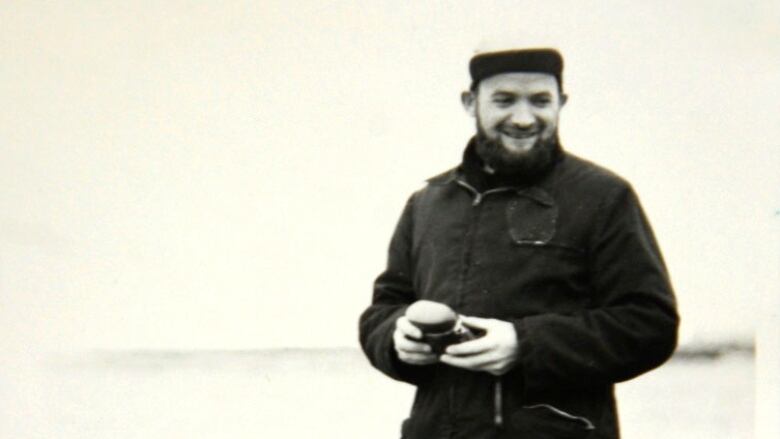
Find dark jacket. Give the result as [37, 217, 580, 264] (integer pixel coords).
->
[359, 141, 679, 439]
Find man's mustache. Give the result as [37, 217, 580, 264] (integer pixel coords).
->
[497, 122, 543, 137]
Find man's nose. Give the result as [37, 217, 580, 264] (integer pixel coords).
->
[509, 103, 535, 128]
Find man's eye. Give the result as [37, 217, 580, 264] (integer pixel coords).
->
[531, 97, 551, 106]
[492, 97, 514, 105]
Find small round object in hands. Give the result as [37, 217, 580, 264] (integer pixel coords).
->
[405, 300, 485, 354]
[405, 300, 458, 333]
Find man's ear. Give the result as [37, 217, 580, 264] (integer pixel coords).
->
[461, 91, 476, 117]
[559, 93, 568, 107]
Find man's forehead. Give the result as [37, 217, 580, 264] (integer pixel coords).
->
[478, 72, 559, 93]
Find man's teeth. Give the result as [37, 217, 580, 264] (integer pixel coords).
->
[503, 131, 537, 139]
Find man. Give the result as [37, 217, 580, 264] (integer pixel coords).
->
[359, 48, 679, 439]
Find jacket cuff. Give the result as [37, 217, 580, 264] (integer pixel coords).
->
[508, 317, 538, 395]
[378, 307, 434, 385]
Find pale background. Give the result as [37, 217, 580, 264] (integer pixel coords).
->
[1, 0, 778, 437]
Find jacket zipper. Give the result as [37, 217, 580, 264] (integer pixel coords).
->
[494, 378, 503, 427]
[455, 177, 508, 428]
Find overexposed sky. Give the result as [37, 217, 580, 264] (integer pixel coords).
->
[1, 0, 778, 350]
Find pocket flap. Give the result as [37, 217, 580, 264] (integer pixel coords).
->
[510, 403, 595, 438]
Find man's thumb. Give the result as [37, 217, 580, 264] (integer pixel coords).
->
[460, 315, 492, 329]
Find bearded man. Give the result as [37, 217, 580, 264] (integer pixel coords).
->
[359, 48, 679, 439]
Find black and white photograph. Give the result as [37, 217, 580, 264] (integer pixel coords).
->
[1, 1, 778, 438]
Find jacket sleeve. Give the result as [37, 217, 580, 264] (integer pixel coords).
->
[358, 194, 435, 385]
[510, 183, 679, 394]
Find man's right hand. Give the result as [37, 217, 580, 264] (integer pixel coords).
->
[393, 315, 439, 365]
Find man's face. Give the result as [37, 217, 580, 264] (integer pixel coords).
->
[463, 72, 565, 171]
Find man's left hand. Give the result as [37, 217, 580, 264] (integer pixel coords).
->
[439, 316, 519, 376]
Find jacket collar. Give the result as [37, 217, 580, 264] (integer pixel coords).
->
[428, 136, 564, 194]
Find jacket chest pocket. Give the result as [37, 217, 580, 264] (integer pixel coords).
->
[506, 195, 558, 245]
[505, 193, 587, 282]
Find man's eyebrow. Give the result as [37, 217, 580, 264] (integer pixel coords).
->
[490, 90, 553, 97]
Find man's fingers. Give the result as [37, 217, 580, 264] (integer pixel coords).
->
[394, 329, 432, 353]
[439, 353, 495, 370]
[445, 337, 494, 356]
[440, 354, 511, 375]
[396, 338, 433, 354]
[459, 315, 494, 330]
[395, 328, 437, 365]
[396, 316, 423, 339]
[398, 352, 438, 365]
[399, 351, 436, 361]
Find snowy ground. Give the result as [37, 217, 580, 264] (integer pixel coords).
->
[1, 348, 753, 438]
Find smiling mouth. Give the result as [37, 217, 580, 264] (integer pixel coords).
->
[501, 130, 538, 140]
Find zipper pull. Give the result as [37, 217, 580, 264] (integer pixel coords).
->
[472, 193, 483, 206]
[494, 378, 503, 427]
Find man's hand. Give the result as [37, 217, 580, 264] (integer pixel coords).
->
[439, 316, 519, 376]
[393, 315, 438, 366]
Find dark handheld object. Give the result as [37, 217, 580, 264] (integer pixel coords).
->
[405, 300, 486, 355]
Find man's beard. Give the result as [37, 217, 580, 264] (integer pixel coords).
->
[475, 126, 560, 179]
